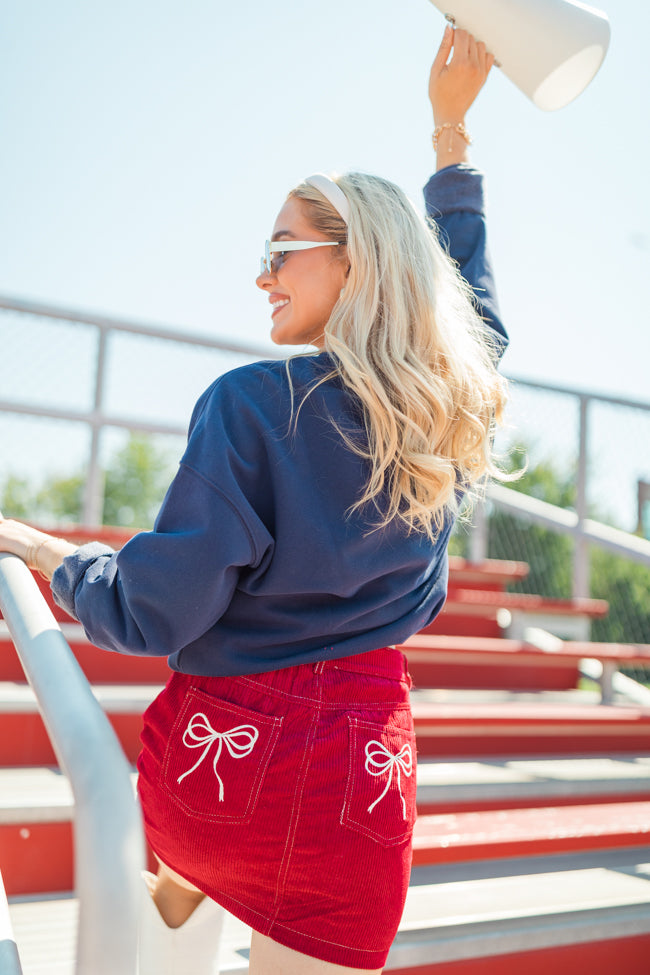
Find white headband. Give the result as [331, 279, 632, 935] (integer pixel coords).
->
[304, 173, 350, 225]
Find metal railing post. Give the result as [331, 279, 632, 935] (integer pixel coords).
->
[469, 497, 489, 563]
[0, 554, 145, 974]
[638, 480, 650, 536]
[573, 394, 590, 599]
[82, 326, 108, 526]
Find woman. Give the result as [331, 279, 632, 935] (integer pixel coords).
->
[0, 26, 506, 975]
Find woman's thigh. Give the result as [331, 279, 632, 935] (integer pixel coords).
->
[249, 930, 383, 975]
[155, 854, 203, 893]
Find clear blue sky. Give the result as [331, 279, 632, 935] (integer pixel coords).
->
[1, 0, 649, 402]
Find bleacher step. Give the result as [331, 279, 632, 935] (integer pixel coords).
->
[417, 753, 650, 811]
[403, 632, 650, 694]
[9, 851, 650, 974]
[0, 622, 170, 684]
[7, 678, 650, 767]
[5, 754, 650, 825]
[3, 759, 650, 896]
[413, 800, 650, 864]
[412, 698, 650, 756]
[3, 756, 650, 825]
[0, 680, 158, 713]
[0, 682, 159, 765]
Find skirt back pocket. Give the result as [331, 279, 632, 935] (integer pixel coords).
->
[161, 686, 283, 824]
[340, 714, 417, 847]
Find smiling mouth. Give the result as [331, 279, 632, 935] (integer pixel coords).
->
[271, 299, 290, 317]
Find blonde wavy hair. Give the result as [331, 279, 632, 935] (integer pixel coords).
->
[287, 171, 509, 541]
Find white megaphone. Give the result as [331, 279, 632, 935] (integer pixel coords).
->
[428, 0, 611, 110]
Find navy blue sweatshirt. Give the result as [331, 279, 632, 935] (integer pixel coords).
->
[52, 165, 507, 675]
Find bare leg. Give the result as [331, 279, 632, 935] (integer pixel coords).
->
[249, 930, 383, 975]
[138, 860, 224, 974]
[149, 857, 207, 928]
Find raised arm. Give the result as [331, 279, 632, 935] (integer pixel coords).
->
[428, 25, 494, 170]
[424, 27, 508, 353]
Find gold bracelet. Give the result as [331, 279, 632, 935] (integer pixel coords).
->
[432, 122, 472, 152]
[27, 536, 56, 580]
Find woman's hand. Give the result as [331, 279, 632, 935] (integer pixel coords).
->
[429, 25, 494, 167]
[0, 512, 46, 563]
[0, 511, 76, 580]
[429, 25, 494, 124]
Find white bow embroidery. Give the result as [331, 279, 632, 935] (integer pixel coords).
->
[177, 712, 259, 802]
[364, 740, 413, 818]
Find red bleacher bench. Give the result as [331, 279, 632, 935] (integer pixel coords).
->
[411, 700, 650, 757]
[447, 557, 529, 590]
[401, 633, 650, 700]
[411, 799, 650, 865]
[441, 589, 609, 618]
[430, 587, 609, 640]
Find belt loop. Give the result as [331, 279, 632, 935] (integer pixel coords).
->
[313, 660, 326, 675]
[401, 650, 413, 688]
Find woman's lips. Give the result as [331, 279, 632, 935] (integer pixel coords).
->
[270, 296, 290, 317]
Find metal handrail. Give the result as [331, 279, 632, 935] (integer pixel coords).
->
[0, 292, 279, 361]
[486, 484, 650, 568]
[0, 553, 145, 975]
[0, 870, 22, 975]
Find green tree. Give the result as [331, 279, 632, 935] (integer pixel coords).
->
[102, 434, 173, 528]
[0, 474, 36, 519]
[0, 434, 175, 529]
[485, 443, 650, 643]
[488, 444, 575, 598]
[591, 550, 650, 643]
[35, 473, 84, 523]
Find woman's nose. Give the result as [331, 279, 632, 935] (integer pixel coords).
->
[256, 265, 273, 290]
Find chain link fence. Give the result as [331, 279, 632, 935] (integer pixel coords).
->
[2, 297, 649, 649]
[0, 298, 265, 525]
[450, 379, 650, 650]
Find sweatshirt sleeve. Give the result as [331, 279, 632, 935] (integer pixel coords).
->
[424, 163, 508, 356]
[51, 374, 275, 656]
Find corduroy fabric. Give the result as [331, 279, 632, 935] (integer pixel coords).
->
[137, 647, 416, 969]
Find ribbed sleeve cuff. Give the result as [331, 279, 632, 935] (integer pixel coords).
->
[51, 542, 115, 620]
[423, 164, 485, 216]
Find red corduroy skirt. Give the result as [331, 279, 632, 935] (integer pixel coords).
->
[137, 646, 417, 970]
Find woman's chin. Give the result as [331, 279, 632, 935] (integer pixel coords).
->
[270, 322, 306, 347]
[270, 326, 291, 347]
[270, 316, 324, 349]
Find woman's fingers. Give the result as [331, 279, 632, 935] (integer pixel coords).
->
[430, 24, 454, 82]
[475, 39, 495, 75]
[429, 25, 495, 124]
[451, 28, 493, 76]
[452, 27, 470, 61]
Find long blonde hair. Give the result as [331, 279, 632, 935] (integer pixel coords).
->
[288, 171, 508, 540]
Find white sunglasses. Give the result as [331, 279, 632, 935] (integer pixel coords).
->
[261, 239, 340, 276]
